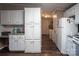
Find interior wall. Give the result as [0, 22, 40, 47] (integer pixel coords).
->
[42, 18, 53, 35]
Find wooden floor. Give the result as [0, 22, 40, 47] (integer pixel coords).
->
[0, 35, 62, 56]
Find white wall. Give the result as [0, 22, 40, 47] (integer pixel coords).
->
[42, 18, 53, 35]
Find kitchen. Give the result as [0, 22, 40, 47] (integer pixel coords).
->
[0, 3, 79, 56]
[0, 4, 42, 54]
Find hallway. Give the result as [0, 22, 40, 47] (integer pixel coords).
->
[0, 35, 62, 56]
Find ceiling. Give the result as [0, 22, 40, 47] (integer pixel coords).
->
[0, 3, 75, 18]
[0, 3, 75, 11]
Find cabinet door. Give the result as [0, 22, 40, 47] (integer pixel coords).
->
[24, 40, 41, 53]
[10, 10, 23, 25]
[66, 37, 72, 55]
[9, 36, 15, 51]
[14, 39, 18, 51]
[33, 25, 41, 39]
[66, 37, 75, 56]
[18, 36, 25, 51]
[25, 40, 34, 53]
[15, 10, 23, 25]
[70, 40, 76, 56]
[1, 10, 23, 25]
[64, 5, 75, 17]
[25, 8, 40, 24]
[33, 8, 41, 24]
[67, 37, 73, 55]
[1, 11, 10, 24]
[13, 36, 18, 51]
[25, 25, 34, 39]
[75, 4, 79, 24]
[25, 8, 34, 25]
[32, 40, 41, 53]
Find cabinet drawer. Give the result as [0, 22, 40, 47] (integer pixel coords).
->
[24, 40, 41, 53]
[25, 40, 34, 53]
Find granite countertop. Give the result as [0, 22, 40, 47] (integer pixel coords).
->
[0, 36, 9, 38]
[67, 35, 79, 45]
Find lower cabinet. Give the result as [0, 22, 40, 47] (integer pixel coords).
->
[24, 40, 41, 53]
[66, 37, 76, 56]
[9, 35, 25, 51]
[9, 35, 41, 53]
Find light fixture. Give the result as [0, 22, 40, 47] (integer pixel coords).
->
[52, 14, 57, 18]
[44, 15, 48, 18]
[42, 14, 52, 18]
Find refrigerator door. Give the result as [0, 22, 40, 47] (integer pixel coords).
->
[57, 18, 77, 54]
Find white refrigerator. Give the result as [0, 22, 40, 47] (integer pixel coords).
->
[57, 18, 77, 54]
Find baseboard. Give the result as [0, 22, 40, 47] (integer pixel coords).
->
[9, 51, 24, 53]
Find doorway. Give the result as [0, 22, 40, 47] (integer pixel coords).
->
[41, 16, 62, 55]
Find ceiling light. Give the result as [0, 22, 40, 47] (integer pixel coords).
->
[44, 15, 48, 18]
[52, 14, 57, 18]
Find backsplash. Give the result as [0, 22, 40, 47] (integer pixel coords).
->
[1, 25, 24, 34]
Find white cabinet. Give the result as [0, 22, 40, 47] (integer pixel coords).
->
[64, 5, 75, 17]
[9, 35, 25, 51]
[64, 3, 79, 24]
[75, 4, 79, 24]
[9, 36, 15, 50]
[1, 10, 23, 25]
[25, 8, 41, 40]
[25, 40, 41, 53]
[24, 8, 41, 53]
[66, 37, 76, 56]
[1, 11, 10, 24]
[25, 8, 40, 25]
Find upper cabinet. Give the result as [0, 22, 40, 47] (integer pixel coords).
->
[64, 4, 79, 24]
[75, 4, 79, 24]
[0, 10, 24, 25]
[64, 5, 75, 17]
